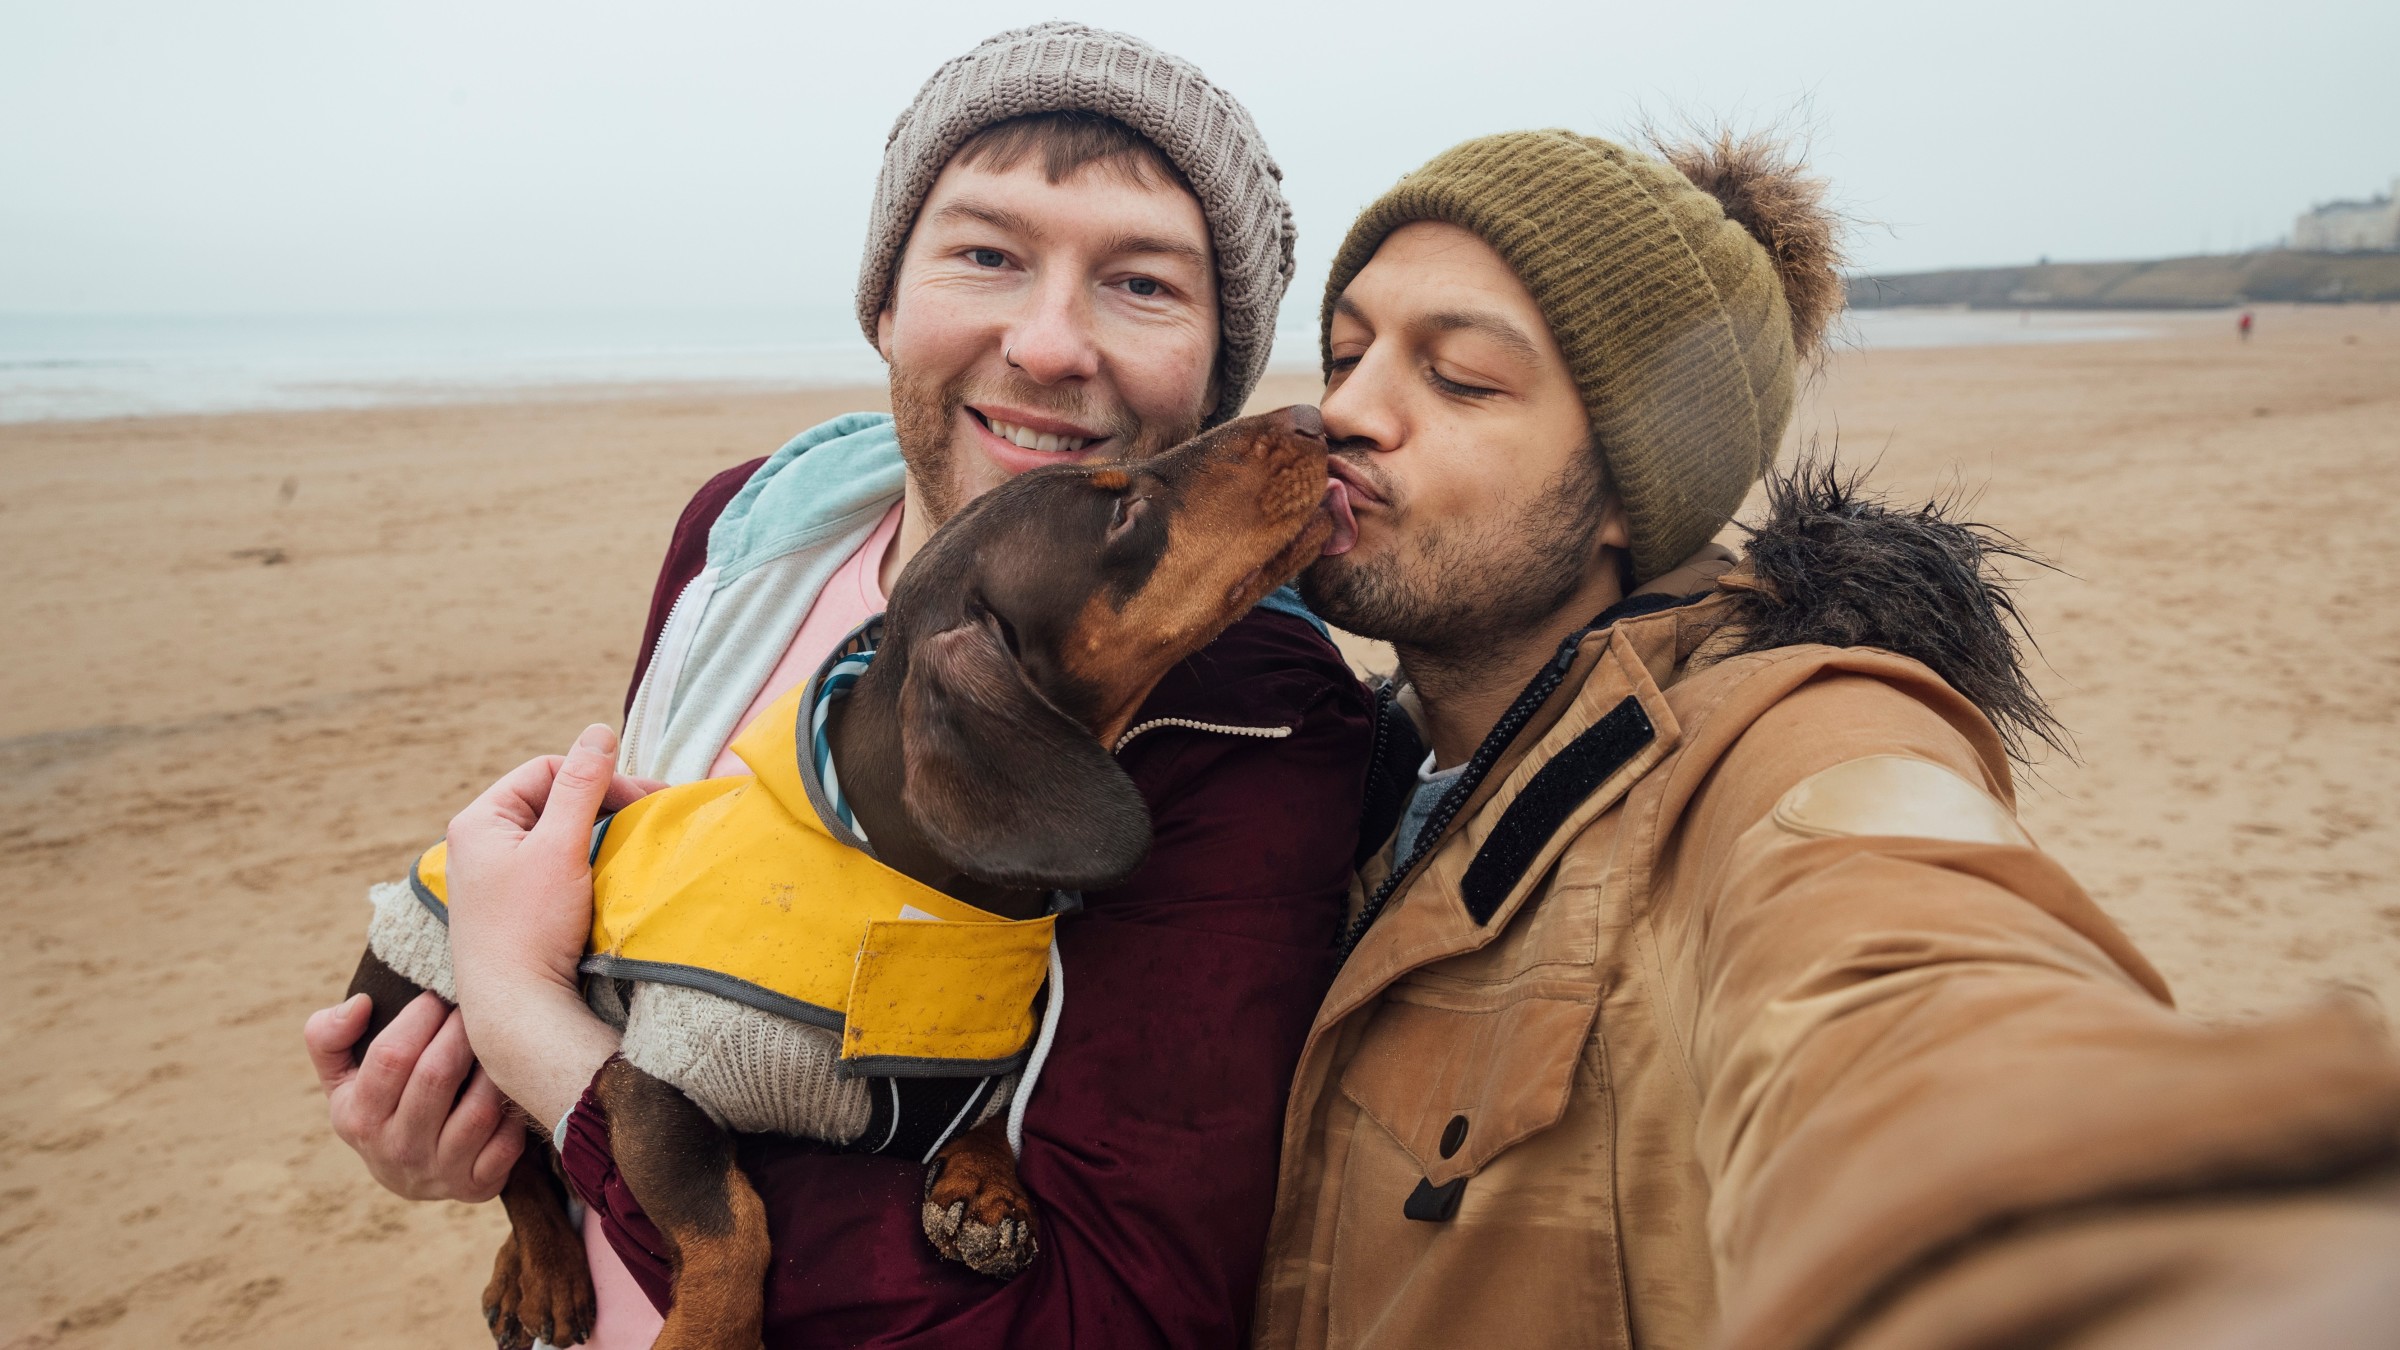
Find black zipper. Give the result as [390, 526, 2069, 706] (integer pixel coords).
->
[1347, 681, 1406, 871]
[1335, 624, 1592, 963]
[1332, 588, 1712, 964]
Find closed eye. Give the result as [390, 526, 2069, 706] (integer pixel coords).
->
[1108, 494, 1148, 539]
[1430, 367, 1501, 399]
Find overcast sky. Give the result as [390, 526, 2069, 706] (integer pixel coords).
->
[4, 0, 2392, 322]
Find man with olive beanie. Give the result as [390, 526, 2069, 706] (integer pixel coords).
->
[1259, 131, 2400, 1348]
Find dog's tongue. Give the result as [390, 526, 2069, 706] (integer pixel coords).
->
[1320, 478, 1358, 557]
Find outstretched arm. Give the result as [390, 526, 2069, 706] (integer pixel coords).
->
[1667, 671, 2400, 1350]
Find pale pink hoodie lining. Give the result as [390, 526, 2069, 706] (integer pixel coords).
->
[705, 501, 904, 780]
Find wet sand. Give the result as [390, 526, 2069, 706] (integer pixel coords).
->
[4, 303, 2395, 1346]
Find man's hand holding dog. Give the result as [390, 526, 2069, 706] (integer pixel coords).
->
[305, 724, 661, 1195]
[446, 723, 661, 1135]
[304, 991, 523, 1201]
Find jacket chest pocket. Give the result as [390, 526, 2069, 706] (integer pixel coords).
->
[1338, 980, 1600, 1189]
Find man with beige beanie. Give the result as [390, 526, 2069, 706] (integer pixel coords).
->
[1255, 130, 2400, 1348]
[304, 24, 1372, 1349]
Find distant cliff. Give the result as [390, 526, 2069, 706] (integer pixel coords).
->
[1847, 250, 2400, 309]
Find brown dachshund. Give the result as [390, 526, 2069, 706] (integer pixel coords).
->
[342, 406, 1338, 1350]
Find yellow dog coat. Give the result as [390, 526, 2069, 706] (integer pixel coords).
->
[407, 672, 1057, 1079]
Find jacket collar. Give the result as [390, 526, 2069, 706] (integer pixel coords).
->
[1347, 544, 1740, 870]
[1322, 605, 1702, 1022]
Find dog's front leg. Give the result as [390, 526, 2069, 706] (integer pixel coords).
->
[594, 1058, 769, 1350]
[922, 1114, 1040, 1277]
[485, 1144, 596, 1350]
[346, 948, 597, 1349]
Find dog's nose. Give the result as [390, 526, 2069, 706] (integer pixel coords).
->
[1286, 405, 1325, 440]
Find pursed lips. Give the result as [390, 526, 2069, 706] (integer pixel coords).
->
[1326, 455, 1388, 508]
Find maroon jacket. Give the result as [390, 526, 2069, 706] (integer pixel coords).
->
[562, 461, 1372, 1348]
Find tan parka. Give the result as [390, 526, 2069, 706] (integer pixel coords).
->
[1251, 577, 2400, 1350]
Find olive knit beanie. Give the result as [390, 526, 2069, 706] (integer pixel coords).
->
[1321, 130, 1842, 582]
[858, 22, 1297, 427]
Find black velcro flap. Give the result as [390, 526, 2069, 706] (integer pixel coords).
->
[1457, 697, 1653, 925]
[1403, 1176, 1468, 1222]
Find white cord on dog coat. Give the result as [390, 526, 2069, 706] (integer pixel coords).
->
[1006, 937, 1064, 1159]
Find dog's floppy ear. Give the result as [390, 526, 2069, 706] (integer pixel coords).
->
[898, 612, 1153, 891]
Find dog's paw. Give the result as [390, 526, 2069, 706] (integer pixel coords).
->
[921, 1155, 1040, 1278]
[519, 1240, 598, 1349]
[483, 1223, 597, 1350]
[483, 1232, 536, 1350]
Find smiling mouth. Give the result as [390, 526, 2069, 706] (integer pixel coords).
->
[970, 409, 1099, 455]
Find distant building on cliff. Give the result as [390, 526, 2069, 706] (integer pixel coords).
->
[2293, 178, 2399, 252]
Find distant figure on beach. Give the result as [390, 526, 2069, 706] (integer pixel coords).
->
[2240, 309, 2255, 340]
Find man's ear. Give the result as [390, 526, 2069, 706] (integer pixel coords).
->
[1599, 493, 1632, 553]
[898, 613, 1152, 891]
[875, 305, 895, 362]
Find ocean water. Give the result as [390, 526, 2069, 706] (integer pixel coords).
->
[1836, 307, 2162, 351]
[0, 306, 2167, 424]
[0, 309, 887, 424]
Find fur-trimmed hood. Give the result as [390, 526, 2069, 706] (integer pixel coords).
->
[1342, 460, 2067, 893]
[1705, 460, 2066, 765]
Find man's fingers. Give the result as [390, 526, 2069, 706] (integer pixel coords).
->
[440, 1063, 507, 1153]
[390, 1006, 478, 1147]
[601, 772, 668, 812]
[344, 992, 448, 1134]
[465, 1077, 531, 1199]
[439, 1065, 516, 1190]
[528, 724, 620, 849]
[303, 993, 372, 1091]
[453, 754, 567, 840]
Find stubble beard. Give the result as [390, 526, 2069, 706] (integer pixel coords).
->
[1301, 448, 1610, 665]
[887, 362, 1201, 530]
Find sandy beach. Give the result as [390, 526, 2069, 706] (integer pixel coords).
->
[4, 303, 2396, 1348]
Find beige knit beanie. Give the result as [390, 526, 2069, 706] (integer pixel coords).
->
[857, 22, 1296, 427]
[1321, 130, 1842, 582]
